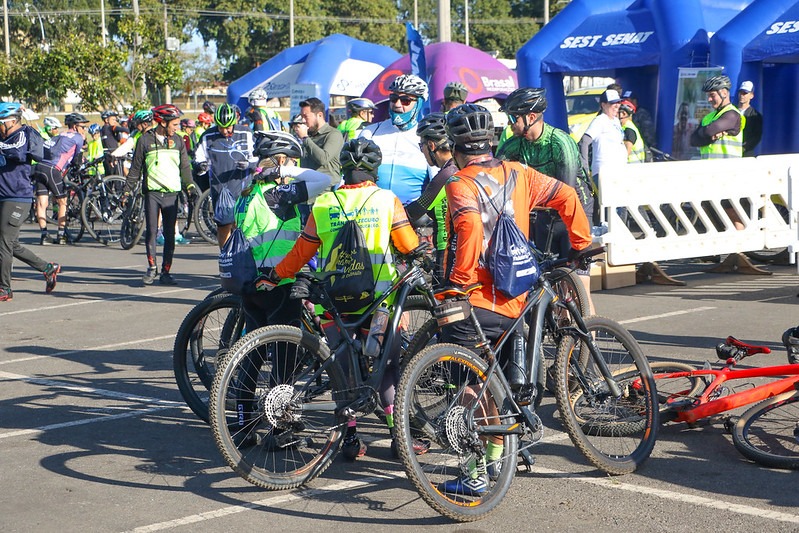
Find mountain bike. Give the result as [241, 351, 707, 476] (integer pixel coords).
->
[208, 246, 437, 490]
[192, 188, 218, 245]
[80, 174, 127, 245]
[640, 336, 799, 469]
[119, 181, 145, 250]
[394, 247, 658, 522]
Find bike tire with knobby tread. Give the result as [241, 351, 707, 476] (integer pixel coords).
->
[120, 193, 146, 250]
[210, 325, 347, 490]
[554, 316, 658, 475]
[81, 175, 127, 244]
[731, 390, 799, 470]
[173, 292, 244, 423]
[395, 343, 519, 522]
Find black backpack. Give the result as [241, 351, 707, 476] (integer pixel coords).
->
[325, 190, 380, 313]
[477, 170, 540, 299]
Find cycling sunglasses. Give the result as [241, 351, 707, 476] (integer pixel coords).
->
[389, 94, 417, 106]
[507, 113, 519, 124]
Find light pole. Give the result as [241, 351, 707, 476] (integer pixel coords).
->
[24, 3, 48, 52]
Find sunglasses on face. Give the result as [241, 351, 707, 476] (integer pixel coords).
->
[389, 94, 417, 105]
[507, 114, 519, 124]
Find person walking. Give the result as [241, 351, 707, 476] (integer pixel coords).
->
[125, 104, 193, 285]
[0, 103, 60, 301]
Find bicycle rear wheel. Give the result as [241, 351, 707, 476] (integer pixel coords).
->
[395, 343, 518, 522]
[731, 389, 799, 469]
[62, 183, 85, 243]
[554, 316, 658, 475]
[210, 325, 347, 490]
[193, 188, 218, 245]
[81, 175, 126, 245]
[173, 292, 244, 423]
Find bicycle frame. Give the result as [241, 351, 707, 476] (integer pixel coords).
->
[659, 364, 799, 424]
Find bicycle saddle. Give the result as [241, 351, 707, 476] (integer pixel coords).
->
[434, 283, 482, 300]
[725, 336, 771, 355]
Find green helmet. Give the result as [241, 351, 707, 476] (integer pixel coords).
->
[214, 103, 237, 128]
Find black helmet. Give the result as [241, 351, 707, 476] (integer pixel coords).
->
[64, 112, 89, 126]
[340, 137, 382, 176]
[202, 100, 216, 114]
[255, 131, 303, 160]
[100, 110, 118, 120]
[702, 75, 732, 93]
[501, 87, 547, 115]
[346, 98, 376, 114]
[443, 82, 468, 102]
[445, 104, 494, 154]
[416, 112, 448, 142]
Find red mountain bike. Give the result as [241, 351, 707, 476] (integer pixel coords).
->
[637, 336, 799, 469]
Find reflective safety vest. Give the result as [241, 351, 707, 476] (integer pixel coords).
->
[313, 185, 398, 310]
[337, 117, 366, 141]
[233, 181, 302, 286]
[699, 104, 746, 159]
[623, 121, 646, 164]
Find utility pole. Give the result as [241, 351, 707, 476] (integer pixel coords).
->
[132, 0, 146, 101]
[100, 0, 107, 46]
[163, 0, 171, 104]
[289, 0, 294, 47]
[464, 0, 469, 47]
[438, 0, 450, 42]
[544, 0, 550, 24]
[3, 0, 9, 57]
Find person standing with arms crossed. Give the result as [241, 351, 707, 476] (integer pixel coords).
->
[125, 104, 194, 286]
[0, 103, 60, 301]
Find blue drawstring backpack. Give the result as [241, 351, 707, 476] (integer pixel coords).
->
[218, 227, 256, 295]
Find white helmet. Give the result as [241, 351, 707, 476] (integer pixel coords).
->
[43, 117, 62, 129]
[248, 88, 268, 107]
[389, 74, 429, 101]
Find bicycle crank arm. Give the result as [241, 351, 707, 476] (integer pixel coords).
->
[476, 423, 527, 436]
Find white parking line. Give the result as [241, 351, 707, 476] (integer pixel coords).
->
[620, 306, 716, 325]
[0, 334, 178, 366]
[122, 464, 799, 532]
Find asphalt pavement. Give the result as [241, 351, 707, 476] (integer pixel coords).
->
[1, 224, 798, 533]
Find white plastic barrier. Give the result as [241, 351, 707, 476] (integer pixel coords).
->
[596, 154, 799, 266]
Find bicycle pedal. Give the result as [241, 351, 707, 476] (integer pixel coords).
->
[519, 448, 536, 469]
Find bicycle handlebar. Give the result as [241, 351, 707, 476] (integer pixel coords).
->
[539, 245, 605, 274]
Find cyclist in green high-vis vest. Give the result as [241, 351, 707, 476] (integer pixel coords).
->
[690, 75, 745, 159]
[233, 131, 329, 333]
[337, 98, 376, 141]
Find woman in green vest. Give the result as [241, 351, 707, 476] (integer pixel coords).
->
[270, 138, 430, 462]
[619, 100, 646, 164]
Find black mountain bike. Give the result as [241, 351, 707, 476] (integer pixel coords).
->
[394, 247, 658, 521]
[208, 246, 437, 489]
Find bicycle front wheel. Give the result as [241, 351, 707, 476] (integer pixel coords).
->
[120, 193, 145, 250]
[731, 389, 799, 469]
[210, 325, 347, 490]
[554, 316, 658, 475]
[173, 292, 244, 423]
[81, 175, 126, 245]
[395, 343, 518, 522]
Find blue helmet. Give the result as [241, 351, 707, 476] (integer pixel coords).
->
[87, 123, 101, 135]
[0, 102, 23, 120]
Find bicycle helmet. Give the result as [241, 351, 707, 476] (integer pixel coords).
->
[702, 75, 732, 93]
[416, 112, 448, 142]
[180, 118, 196, 128]
[346, 97, 376, 114]
[501, 87, 548, 115]
[197, 112, 213, 126]
[152, 104, 183, 123]
[0, 102, 22, 119]
[443, 82, 468, 102]
[255, 131, 303, 160]
[389, 74, 429, 100]
[445, 104, 494, 154]
[619, 100, 637, 115]
[202, 100, 216, 114]
[43, 117, 62, 129]
[64, 113, 89, 126]
[340, 137, 382, 176]
[87, 123, 101, 135]
[132, 109, 153, 125]
[100, 110, 118, 120]
[287, 113, 306, 126]
[214, 103, 237, 127]
[248, 88, 268, 107]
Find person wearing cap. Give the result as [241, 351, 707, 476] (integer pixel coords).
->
[337, 98, 376, 141]
[690, 75, 744, 159]
[442, 82, 468, 112]
[100, 110, 129, 176]
[736, 81, 762, 157]
[179, 118, 199, 156]
[578, 88, 627, 192]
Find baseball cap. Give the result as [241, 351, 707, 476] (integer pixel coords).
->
[738, 81, 754, 93]
[622, 90, 635, 99]
[600, 89, 622, 104]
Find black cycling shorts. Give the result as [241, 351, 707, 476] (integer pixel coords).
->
[33, 164, 66, 199]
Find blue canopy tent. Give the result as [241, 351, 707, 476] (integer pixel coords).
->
[516, 0, 753, 155]
[711, 0, 799, 154]
[227, 34, 401, 114]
